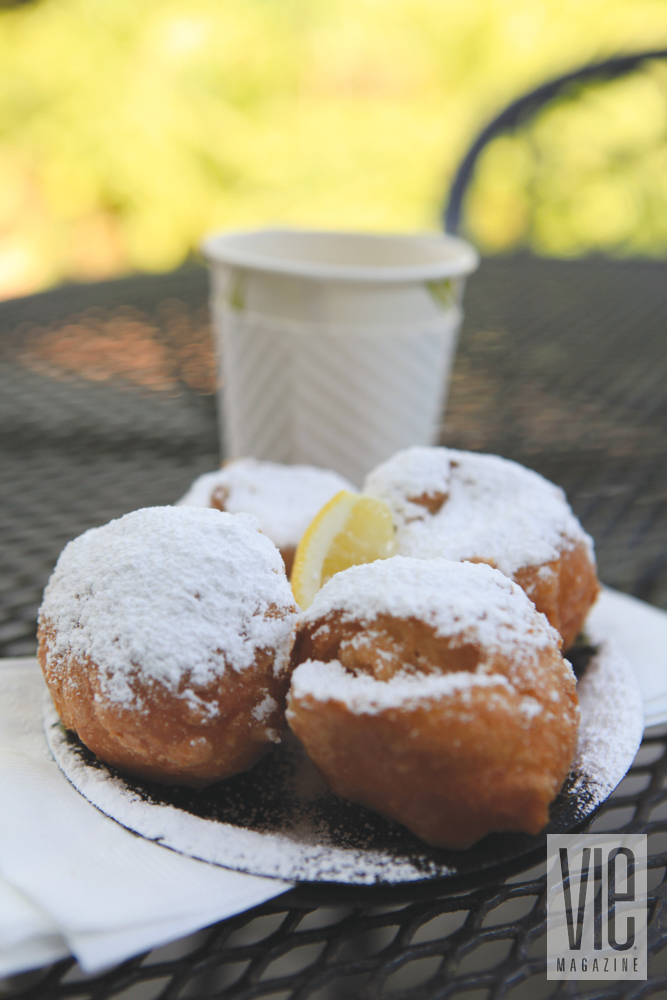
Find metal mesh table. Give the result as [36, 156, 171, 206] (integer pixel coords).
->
[1, 254, 667, 998]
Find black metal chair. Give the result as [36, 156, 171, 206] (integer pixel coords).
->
[444, 48, 667, 240]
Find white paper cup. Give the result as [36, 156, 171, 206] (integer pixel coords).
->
[202, 229, 479, 485]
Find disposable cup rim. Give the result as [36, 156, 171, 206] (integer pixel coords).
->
[201, 228, 479, 283]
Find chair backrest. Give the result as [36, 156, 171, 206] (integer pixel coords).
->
[444, 49, 667, 240]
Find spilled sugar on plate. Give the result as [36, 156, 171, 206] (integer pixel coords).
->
[44, 624, 643, 887]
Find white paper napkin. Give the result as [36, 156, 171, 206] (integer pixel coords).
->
[0, 879, 69, 977]
[2, 587, 667, 979]
[587, 588, 667, 728]
[0, 660, 292, 979]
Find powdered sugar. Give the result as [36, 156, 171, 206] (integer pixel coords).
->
[569, 632, 644, 812]
[177, 459, 353, 550]
[364, 447, 595, 577]
[289, 658, 512, 714]
[252, 694, 278, 722]
[299, 557, 560, 661]
[43, 696, 450, 884]
[38, 507, 298, 711]
[252, 694, 281, 743]
[44, 632, 643, 884]
[519, 696, 543, 719]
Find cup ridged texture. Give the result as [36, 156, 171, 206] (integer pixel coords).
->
[215, 306, 462, 485]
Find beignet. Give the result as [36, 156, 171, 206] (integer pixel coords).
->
[38, 506, 298, 786]
[287, 557, 579, 849]
[364, 447, 599, 649]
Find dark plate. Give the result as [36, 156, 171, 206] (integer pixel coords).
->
[44, 634, 643, 887]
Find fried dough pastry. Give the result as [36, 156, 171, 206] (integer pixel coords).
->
[38, 506, 298, 786]
[287, 557, 579, 849]
[177, 458, 353, 575]
[364, 447, 599, 650]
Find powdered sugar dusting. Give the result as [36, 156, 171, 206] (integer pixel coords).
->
[519, 696, 543, 719]
[252, 694, 281, 743]
[252, 694, 278, 722]
[299, 557, 560, 660]
[38, 507, 298, 710]
[44, 696, 449, 884]
[364, 447, 595, 577]
[569, 636, 644, 812]
[289, 658, 512, 714]
[44, 630, 643, 884]
[177, 459, 354, 550]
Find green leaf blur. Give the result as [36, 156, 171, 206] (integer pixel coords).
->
[0, 0, 666, 298]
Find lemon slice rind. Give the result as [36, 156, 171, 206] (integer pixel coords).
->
[291, 490, 396, 609]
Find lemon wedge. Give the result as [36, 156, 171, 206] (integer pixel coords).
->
[291, 490, 396, 609]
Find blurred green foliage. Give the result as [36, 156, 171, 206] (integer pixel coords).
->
[469, 66, 667, 255]
[0, 0, 666, 298]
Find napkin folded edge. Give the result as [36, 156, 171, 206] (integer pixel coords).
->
[0, 934, 70, 980]
[587, 587, 667, 714]
[0, 875, 70, 977]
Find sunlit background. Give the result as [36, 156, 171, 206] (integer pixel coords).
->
[1, 0, 667, 301]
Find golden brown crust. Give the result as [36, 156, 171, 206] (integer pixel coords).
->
[39, 618, 292, 787]
[463, 540, 599, 651]
[513, 540, 600, 650]
[279, 546, 296, 578]
[293, 612, 485, 681]
[288, 611, 579, 849]
[210, 484, 230, 512]
[366, 449, 600, 650]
